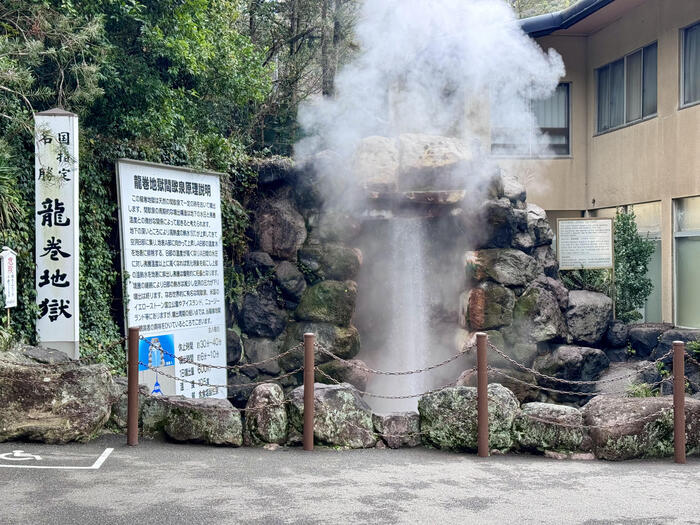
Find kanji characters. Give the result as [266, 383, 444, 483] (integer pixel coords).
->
[38, 268, 69, 288]
[37, 298, 72, 322]
[37, 198, 71, 227]
[40, 237, 71, 260]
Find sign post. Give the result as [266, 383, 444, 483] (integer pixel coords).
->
[34, 109, 80, 359]
[117, 159, 227, 399]
[557, 217, 615, 317]
[0, 246, 17, 328]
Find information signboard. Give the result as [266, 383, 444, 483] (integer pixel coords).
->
[117, 159, 226, 399]
[34, 109, 80, 359]
[557, 218, 614, 270]
[1, 247, 17, 309]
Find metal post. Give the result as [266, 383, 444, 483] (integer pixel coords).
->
[476, 332, 489, 458]
[127, 326, 140, 447]
[673, 340, 686, 464]
[303, 333, 315, 451]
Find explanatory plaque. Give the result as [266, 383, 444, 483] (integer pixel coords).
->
[557, 218, 614, 270]
[117, 159, 226, 399]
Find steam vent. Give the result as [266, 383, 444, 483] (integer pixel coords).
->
[232, 133, 613, 413]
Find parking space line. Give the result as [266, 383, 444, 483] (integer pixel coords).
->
[0, 448, 114, 470]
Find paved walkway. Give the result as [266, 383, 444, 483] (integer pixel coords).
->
[1, 434, 698, 524]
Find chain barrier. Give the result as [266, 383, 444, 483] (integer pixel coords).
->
[519, 407, 674, 431]
[685, 376, 700, 391]
[314, 340, 476, 377]
[686, 352, 700, 369]
[487, 342, 674, 387]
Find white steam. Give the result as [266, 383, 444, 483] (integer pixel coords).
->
[295, 0, 565, 168]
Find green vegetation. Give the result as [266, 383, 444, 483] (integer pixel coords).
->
[561, 210, 655, 323]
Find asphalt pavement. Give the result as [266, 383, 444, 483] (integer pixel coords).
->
[1, 434, 699, 525]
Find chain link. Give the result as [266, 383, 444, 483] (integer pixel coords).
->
[314, 340, 475, 376]
[519, 407, 674, 431]
[686, 352, 700, 369]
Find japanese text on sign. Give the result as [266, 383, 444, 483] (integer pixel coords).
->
[557, 218, 614, 270]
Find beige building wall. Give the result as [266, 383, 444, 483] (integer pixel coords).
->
[505, 0, 700, 324]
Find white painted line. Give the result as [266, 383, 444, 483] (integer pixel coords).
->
[0, 448, 114, 470]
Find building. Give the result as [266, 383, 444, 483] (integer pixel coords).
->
[502, 0, 699, 327]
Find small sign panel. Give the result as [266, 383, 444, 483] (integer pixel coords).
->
[557, 218, 614, 270]
[34, 109, 80, 358]
[1, 247, 17, 308]
[117, 159, 226, 399]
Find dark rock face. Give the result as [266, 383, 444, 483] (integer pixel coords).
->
[651, 329, 700, 361]
[242, 336, 284, 377]
[243, 251, 276, 275]
[315, 212, 362, 243]
[280, 322, 361, 372]
[526, 203, 554, 247]
[298, 244, 362, 281]
[465, 281, 515, 330]
[627, 323, 673, 359]
[473, 249, 539, 287]
[295, 280, 358, 326]
[274, 261, 307, 303]
[253, 195, 307, 259]
[478, 198, 527, 249]
[606, 320, 629, 349]
[583, 396, 700, 460]
[0, 349, 117, 443]
[513, 402, 584, 453]
[512, 283, 567, 343]
[533, 245, 559, 279]
[316, 359, 370, 391]
[239, 285, 287, 338]
[226, 329, 244, 365]
[244, 384, 288, 446]
[288, 383, 376, 448]
[566, 291, 613, 346]
[109, 377, 150, 432]
[418, 384, 519, 451]
[141, 396, 242, 446]
[533, 276, 568, 311]
[372, 412, 421, 448]
[533, 345, 609, 404]
[251, 156, 296, 186]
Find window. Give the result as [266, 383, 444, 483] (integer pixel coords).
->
[597, 42, 657, 133]
[682, 22, 700, 106]
[491, 82, 570, 156]
[674, 196, 700, 328]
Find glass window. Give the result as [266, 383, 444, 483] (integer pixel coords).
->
[675, 196, 700, 328]
[491, 83, 570, 157]
[682, 22, 700, 106]
[597, 43, 657, 133]
[630, 202, 662, 323]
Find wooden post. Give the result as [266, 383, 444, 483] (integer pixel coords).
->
[127, 326, 140, 446]
[303, 333, 315, 451]
[476, 332, 489, 458]
[673, 340, 686, 464]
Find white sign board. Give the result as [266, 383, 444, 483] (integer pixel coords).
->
[34, 109, 80, 359]
[117, 159, 226, 399]
[557, 218, 614, 270]
[1, 247, 17, 309]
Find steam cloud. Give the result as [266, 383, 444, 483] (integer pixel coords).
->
[295, 0, 565, 175]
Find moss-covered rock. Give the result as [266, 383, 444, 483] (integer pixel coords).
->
[512, 283, 567, 343]
[464, 281, 515, 331]
[513, 402, 584, 453]
[473, 249, 539, 286]
[288, 383, 376, 448]
[295, 280, 357, 326]
[280, 322, 361, 371]
[583, 396, 700, 460]
[373, 412, 421, 449]
[244, 384, 287, 446]
[298, 244, 362, 281]
[418, 384, 519, 452]
[316, 359, 369, 391]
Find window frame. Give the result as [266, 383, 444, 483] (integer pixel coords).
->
[680, 20, 700, 110]
[490, 81, 572, 159]
[595, 41, 658, 135]
[673, 196, 700, 328]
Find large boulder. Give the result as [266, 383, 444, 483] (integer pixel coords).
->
[583, 396, 700, 460]
[238, 284, 287, 338]
[141, 396, 243, 446]
[533, 276, 569, 311]
[627, 323, 673, 359]
[418, 384, 519, 451]
[316, 359, 370, 391]
[295, 280, 357, 326]
[109, 377, 150, 432]
[280, 322, 361, 371]
[250, 156, 295, 186]
[253, 193, 307, 259]
[526, 203, 554, 247]
[532, 245, 559, 278]
[566, 290, 613, 346]
[242, 251, 276, 275]
[594, 361, 661, 395]
[298, 244, 362, 282]
[457, 368, 539, 403]
[372, 412, 421, 449]
[397, 133, 472, 190]
[651, 329, 700, 361]
[274, 261, 307, 304]
[353, 135, 399, 192]
[288, 383, 376, 448]
[513, 402, 584, 453]
[512, 283, 567, 343]
[241, 336, 284, 377]
[472, 249, 539, 287]
[477, 199, 528, 250]
[315, 212, 362, 244]
[533, 345, 610, 404]
[606, 320, 630, 349]
[0, 349, 117, 443]
[244, 383, 288, 446]
[463, 281, 515, 331]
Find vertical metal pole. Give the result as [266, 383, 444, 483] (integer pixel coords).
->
[476, 332, 489, 458]
[303, 333, 315, 451]
[673, 340, 686, 464]
[127, 326, 140, 447]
